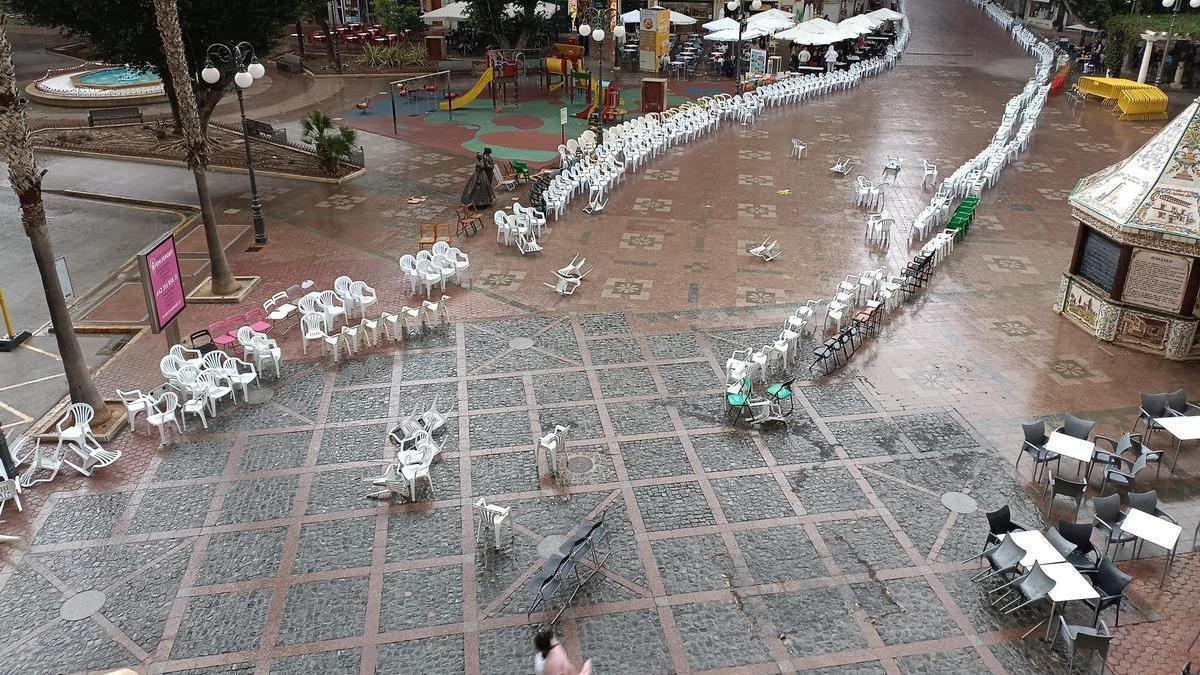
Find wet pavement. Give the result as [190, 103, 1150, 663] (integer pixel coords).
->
[2, 0, 1200, 673]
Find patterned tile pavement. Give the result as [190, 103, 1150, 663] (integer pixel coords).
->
[5, 0, 1200, 672]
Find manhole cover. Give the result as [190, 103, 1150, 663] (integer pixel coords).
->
[508, 337, 535, 350]
[567, 456, 593, 474]
[60, 590, 106, 621]
[537, 534, 567, 559]
[940, 491, 978, 515]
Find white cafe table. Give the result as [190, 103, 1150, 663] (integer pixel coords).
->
[1039, 561, 1100, 639]
[1153, 415, 1200, 474]
[1003, 530, 1066, 568]
[1121, 507, 1182, 586]
[1045, 431, 1095, 477]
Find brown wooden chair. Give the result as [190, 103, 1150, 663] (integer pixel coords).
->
[456, 206, 483, 238]
[418, 223, 452, 250]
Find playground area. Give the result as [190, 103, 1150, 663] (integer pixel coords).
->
[339, 49, 713, 165]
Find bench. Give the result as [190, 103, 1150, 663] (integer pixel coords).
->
[87, 106, 143, 127]
[276, 53, 304, 74]
[243, 119, 288, 144]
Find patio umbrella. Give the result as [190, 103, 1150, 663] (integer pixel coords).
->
[703, 16, 738, 31]
[622, 7, 696, 24]
[866, 7, 904, 21]
[420, 1, 468, 23]
[799, 27, 856, 45]
[1065, 23, 1100, 33]
[799, 17, 838, 32]
[703, 25, 769, 41]
[838, 15, 880, 33]
[748, 8, 796, 32]
[774, 25, 822, 43]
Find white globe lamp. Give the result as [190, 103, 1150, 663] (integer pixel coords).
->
[247, 59, 265, 80]
[579, 22, 591, 36]
[200, 63, 221, 84]
[234, 69, 253, 89]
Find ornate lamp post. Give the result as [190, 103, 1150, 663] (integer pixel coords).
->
[200, 42, 268, 245]
[1154, 0, 1200, 85]
[727, 0, 762, 94]
[577, 7, 626, 128]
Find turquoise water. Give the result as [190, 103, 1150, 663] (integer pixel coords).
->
[77, 67, 161, 86]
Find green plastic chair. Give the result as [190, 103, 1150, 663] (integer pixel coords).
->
[726, 377, 753, 423]
[766, 377, 795, 415]
[511, 160, 531, 182]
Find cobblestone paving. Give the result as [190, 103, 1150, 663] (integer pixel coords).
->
[6, 1, 1200, 672]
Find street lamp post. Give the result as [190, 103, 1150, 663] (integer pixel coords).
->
[727, 0, 763, 94]
[577, 7, 626, 128]
[201, 42, 268, 245]
[1155, 0, 1200, 85]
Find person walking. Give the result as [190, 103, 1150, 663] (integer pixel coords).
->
[798, 45, 811, 65]
[534, 630, 592, 675]
[824, 44, 838, 72]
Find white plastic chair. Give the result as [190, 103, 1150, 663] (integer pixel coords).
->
[349, 281, 377, 318]
[474, 497, 514, 550]
[301, 313, 324, 355]
[250, 334, 282, 378]
[447, 247, 471, 288]
[115, 389, 152, 432]
[198, 370, 235, 416]
[222, 356, 259, 400]
[748, 236, 782, 262]
[54, 403, 94, 458]
[790, 138, 807, 159]
[318, 290, 348, 328]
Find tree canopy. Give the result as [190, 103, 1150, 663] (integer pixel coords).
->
[4, 0, 302, 126]
[464, 0, 548, 49]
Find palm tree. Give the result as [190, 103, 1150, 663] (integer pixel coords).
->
[151, 0, 239, 296]
[0, 15, 108, 420]
[301, 111, 358, 173]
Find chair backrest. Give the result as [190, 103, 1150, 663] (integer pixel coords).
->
[993, 535, 1026, 568]
[251, 334, 275, 355]
[1050, 472, 1087, 498]
[399, 254, 416, 274]
[244, 307, 265, 323]
[67, 402, 94, 428]
[202, 350, 227, 371]
[198, 370, 225, 388]
[302, 313, 324, 335]
[177, 364, 201, 384]
[208, 319, 228, 336]
[1096, 558, 1132, 596]
[1022, 562, 1055, 599]
[334, 275, 353, 297]
[155, 391, 179, 416]
[237, 326, 256, 346]
[1092, 493, 1122, 524]
[1165, 388, 1187, 414]
[160, 355, 183, 379]
[1140, 392, 1168, 418]
[431, 241, 450, 257]
[416, 249, 433, 263]
[169, 344, 192, 361]
[1060, 414, 1094, 440]
[1129, 453, 1151, 476]
[299, 294, 320, 314]
[1058, 521, 1096, 554]
[319, 290, 342, 308]
[985, 505, 1013, 535]
[1046, 527, 1076, 558]
[1021, 421, 1046, 446]
[1128, 490, 1157, 514]
[115, 388, 144, 406]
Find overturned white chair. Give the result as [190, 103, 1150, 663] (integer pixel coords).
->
[516, 230, 543, 255]
[830, 155, 853, 175]
[748, 236, 782, 262]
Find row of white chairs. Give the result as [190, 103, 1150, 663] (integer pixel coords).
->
[400, 244, 471, 295]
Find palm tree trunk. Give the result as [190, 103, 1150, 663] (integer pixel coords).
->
[0, 15, 108, 420]
[152, 0, 240, 296]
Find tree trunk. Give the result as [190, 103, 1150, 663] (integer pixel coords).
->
[152, 0, 239, 296]
[0, 15, 109, 421]
[314, 17, 338, 66]
[296, 21, 306, 57]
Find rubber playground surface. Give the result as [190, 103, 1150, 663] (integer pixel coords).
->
[340, 72, 728, 165]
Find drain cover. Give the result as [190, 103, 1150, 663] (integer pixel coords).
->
[567, 456, 594, 474]
[537, 534, 567, 559]
[508, 337, 535, 350]
[940, 491, 978, 515]
[60, 590, 106, 621]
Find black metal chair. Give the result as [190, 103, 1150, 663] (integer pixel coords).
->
[1046, 526, 1077, 559]
[1090, 432, 1146, 483]
[1165, 388, 1197, 417]
[1132, 392, 1169, 447]
[997, 563, 1057, 637]
[1092, 493, 1136, 558]
[1099, 453, 1153, 496]
[980, 504, 1028, 553]
[1056, 616, 1113, 674]
[1055, 413, 1095, 441]
[971, 535, 1027, 583]
[1043, 471, 1087, 521]
[188, 329, 218, 356]
[1082, 558, 1132, 627]
[1057, 521, 1101, 572]
[1017, 421, 1059, 482]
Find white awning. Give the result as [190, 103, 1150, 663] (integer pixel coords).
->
[703, 25, 769, 42]
[747, 8, 796, 32]
[703, 16, 738, 32]
[621, 8, 697, 25]
[866, 8, 904, 21]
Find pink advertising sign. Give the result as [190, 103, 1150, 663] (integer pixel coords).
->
[137, 234, 186, 333]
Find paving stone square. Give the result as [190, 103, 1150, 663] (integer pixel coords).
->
[647, 332, 704, 360]
[788, 466, 869, 513]
[217, 474, 301, 525]
[764, 587, 868, 658]
[850, 576, 962, 645]
[272, 647, 361, 674]
[896, 648, 991, 675]
[171, 588, 271, 658]
[618, 436, 694, 479]
[471, 451, 539, 495]
[277, 576, 369, 645]
[152, 439, 234, 481]
[672, 600, 773, 670]
[385, 507, 462, 562]
[633, 481, 716, 532]
[800, 383, 876, 417]
[816, 517, 913, 575]
[531, 370, 593, 404]
[317, 422, 390, 464]
[400, 350, 459, 381]
[376, 636, 466, 675]
[604, 399, 676, 434]
[306, 466, 380, 515]
[829, 418, 908, 458]
[690, 431, 767, 471]
[711, 473, 795, 522]
[328, 387, 390, 421]
[543, 403, 604, 440]
[577, 608, 674, 674]
[468, 376, 526, 410]
[651, 534, 735, 594]
[892, 412, 979, 453]
[34, 491, 130, 544]
[468, 411, 533, 449]
[128, 484, 215, 533]
[197, 527, 287, 585]
[380, 565, 464, 631]
[595, 366, 656, 399]
[334, 354, 394, 387]
[239, 431, 312, 472]
[736, 525, 828, 583]
[763, 421, 839, 464]
[587, 337, 645, 365]
[398, 380, 459, 414]
[292, 517, 376, 573]
[656, 361, 723, 395]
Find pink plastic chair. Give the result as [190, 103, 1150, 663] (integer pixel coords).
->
[210, 319, 237, 350]
[243, 308, 271, 333]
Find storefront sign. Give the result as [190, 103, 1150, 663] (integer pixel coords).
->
[137, 233, 186, 333]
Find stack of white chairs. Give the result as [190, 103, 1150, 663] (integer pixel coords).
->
[399, 247, 470, 296]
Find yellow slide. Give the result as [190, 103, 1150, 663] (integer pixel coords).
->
[440, 67, 493, 111]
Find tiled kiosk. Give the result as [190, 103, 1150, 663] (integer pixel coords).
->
[1057, 98, 1200, 360]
